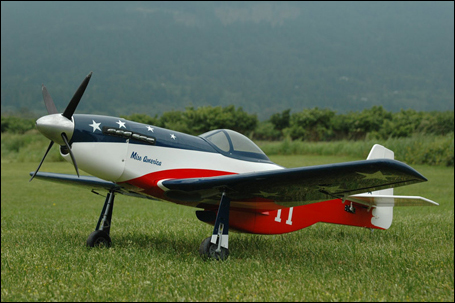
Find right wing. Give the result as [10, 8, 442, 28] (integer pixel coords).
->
[161, 159, 430, 209]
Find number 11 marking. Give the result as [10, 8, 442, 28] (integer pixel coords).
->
[274, 207, 294, 225]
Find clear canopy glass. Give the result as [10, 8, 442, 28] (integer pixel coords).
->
[200, 129, 269, 162]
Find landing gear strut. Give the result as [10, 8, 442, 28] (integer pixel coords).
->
[86, 190, 115, 248]
[199, 192, 230, 261]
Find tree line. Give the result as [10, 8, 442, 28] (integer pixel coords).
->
[2, 105, 453, 142]
[258, 106, 454, 141]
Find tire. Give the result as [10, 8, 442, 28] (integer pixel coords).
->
[199, 236, 229, 261]
[86, 230, 112, 248]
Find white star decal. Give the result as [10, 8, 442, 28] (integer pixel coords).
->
[254, 191, 279, 198]
[89, 120, 101, 132]
[147, 126, 154, 132]
[170, 134, 176, 140]
[317, 185, 343, 192]
[357, 171, 389, 181]
[116, 120, 126, 128]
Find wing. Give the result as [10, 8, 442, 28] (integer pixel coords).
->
[160, 159, 428, 208]
[29, 172, 156, 200]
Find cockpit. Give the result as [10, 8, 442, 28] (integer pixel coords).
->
[199, 129, 271, 162]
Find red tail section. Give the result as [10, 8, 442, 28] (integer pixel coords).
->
[197, 199, 382, 235]
[231, 200, 382, 234]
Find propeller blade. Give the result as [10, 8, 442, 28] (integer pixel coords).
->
[62, 71, 93, 120]
[29, 141, 54, 182]
[42, 85, 58, 114]
[61, 133, 79, 177]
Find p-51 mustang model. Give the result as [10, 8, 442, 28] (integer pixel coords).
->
[30, 72, 438, 260]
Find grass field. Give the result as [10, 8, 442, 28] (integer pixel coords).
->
[1, 156, 454, 301]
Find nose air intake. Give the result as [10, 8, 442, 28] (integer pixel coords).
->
[29, 72, 93, 181]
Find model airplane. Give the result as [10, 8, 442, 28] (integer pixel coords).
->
[29, 72, 438, 260]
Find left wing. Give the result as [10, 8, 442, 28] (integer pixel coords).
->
[161, 159, 428, 208]
[29, 172, 156, 200]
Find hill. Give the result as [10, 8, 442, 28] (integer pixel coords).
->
[1, 1, 454, 119]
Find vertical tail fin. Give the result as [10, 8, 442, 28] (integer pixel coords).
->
[367, 144, 394, 196]
[365, 144, 394, 229]
[352, 144, 437, 229]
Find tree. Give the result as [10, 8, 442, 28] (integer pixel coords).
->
[285, 108, 336, 141]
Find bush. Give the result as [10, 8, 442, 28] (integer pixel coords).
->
[418, 111, 454, 136]
[260, 133, 454, 167]
[286, 107, 335, 141]
[1, 116, 36, 134]
[254, 121, 282, 141]
[184, 105, 257, 135]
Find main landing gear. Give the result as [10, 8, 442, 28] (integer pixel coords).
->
[86, 189, 232, 261]
[86, 190, 115, 248]
[199, 192, 231, 261]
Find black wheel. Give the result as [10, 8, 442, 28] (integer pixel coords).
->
[199, 236, 229, 261]
[86, 230, 112, 248]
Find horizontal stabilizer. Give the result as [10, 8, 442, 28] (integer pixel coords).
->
[347, 193, 439, 207]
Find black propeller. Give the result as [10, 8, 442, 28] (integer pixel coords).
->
[42, 85, 58, 115]
[63, 72, 92, 120]
[29, 141, 54, 182]
[29, 72, 92, 182]
[61, 132, 79, 177]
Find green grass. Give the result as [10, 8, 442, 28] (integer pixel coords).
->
[1, 131, 65, 163]
[1, 158, 454, 301]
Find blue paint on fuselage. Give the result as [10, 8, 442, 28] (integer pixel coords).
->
[70, 114, 272, 163]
